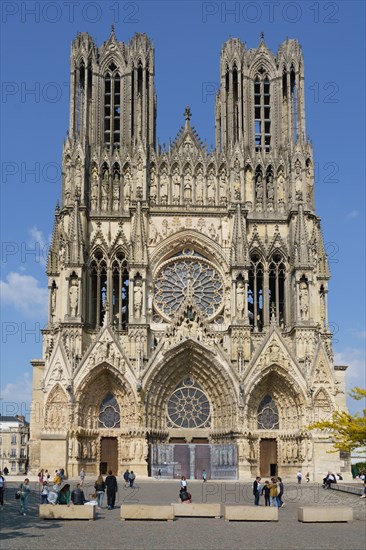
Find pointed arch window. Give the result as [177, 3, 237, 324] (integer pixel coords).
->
[111, 250, 129, 329]
[104, 63, 121, 145]
[269, 253, 286, 325]
[254, 70, 271, 152]
[257, 395, 279, 429]
[248, 253, 264, 331]
[290, 65, 297, 142]
[77, 61, 85, 134]
[99, 392, 120, 428]
[90, 249, 107, 327]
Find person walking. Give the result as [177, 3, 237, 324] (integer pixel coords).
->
[123, 469, 130, 488]
[261, 480, 270, 506]
[0, 471, 5, 509]
[105, 470, 118, 510]
[253, 476, 261, 506]
[94, 475, 106, 509]
[297, 470, 302, 484]
[40, 481, 49, 504]
[202, 469, 207, 482]
[277, 477, 285, 507]
[129, 471, 136, 488]
[19, 478, 31, 516]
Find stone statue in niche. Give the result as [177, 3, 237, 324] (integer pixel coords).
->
[195, 166, 204, 203]
[148, 219, 158, 245]
[255, 173, 264, 205]
[299, 281, 309, 320]
[160, 166, 168, 201]
[207, 167, 216, 204]
[183, 167, 192, 201]
[123, 167, 132, 206]
[136, 157, 144, 189]
[134, 279, 143, 320]
[149, 166, 157, 202]
[90, 165, 99, 209]
[306, 161, 314, 205]
[267, 172, 274, 202]
[64, 157, 72, 205]
[219, 168, 227, 202]
[172, 166, 180, 203]
[69, 278, 79, 317]
[221, 216, 230, 246]
[277, 169, 285, 204]
[112, 172, 120, 211]
[101, 169, 110, 210]
[294, 159, 303, 201]
[232, 159, 241, 201]
[74, 158, 82, 196]
[51, 286, 56, 317]
[236, 280, 245, 319]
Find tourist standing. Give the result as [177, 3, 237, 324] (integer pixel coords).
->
[40, 481, 49, 504]
[180, 476, 187, 489]
[202, 469, 207, 482]
[261, 480, 270, 506]
[105, 470, 118, 510]
[268, 477, 279, 507]
[79, 468, 86, 487]
[297, 470, 302, 484]
[19, 478, 31, 516]
[253, 476, 261, 506]
[94, 475, 106, 509]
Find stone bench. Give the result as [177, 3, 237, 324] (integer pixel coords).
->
[173, 503, 221, 518]
[225, 506, 278, 522]
[121, 505, 174, 521]
[39, 504, 96, 520]
[298, 506, 353, 523]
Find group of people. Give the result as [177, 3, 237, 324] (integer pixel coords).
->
[122, 469, 136, 488]
[253, 476, 285, 507]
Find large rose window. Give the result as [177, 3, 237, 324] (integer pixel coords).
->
[167, 377, 211, 428]
[153, 250, 224, 321]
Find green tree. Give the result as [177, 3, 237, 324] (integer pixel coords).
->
[308, 387, 366, 452]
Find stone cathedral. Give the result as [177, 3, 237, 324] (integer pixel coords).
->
[29, 30, 349, 481]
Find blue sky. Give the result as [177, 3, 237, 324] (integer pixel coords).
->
[1, 1, 365, 417]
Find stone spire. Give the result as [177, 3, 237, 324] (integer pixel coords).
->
[46, 204, 60, 275]
[130, 201, 148, 265]
[293, 203, 310, 267]
[315, 219, 330, 279]
[67, 196, 84, 265]
[231, 204, 248, 267]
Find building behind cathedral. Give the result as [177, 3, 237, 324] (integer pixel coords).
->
[29, 29, 350, 480]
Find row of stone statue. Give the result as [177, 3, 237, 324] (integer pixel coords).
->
[63, 156, 314, 210]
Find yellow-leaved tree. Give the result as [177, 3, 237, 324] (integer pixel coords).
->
[308, 387, 366, 452]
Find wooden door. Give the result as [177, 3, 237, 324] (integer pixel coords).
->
[173, 445, 190, 479]
[260, 439, 277, 477]
[100, 437, 118, 475]
[195, 444, 211, 480]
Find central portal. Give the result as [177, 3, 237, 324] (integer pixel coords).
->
[260, 438, 277, 477]
[100, 437, 118, 475]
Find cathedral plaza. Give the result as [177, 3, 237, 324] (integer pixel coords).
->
[28, 29, 351, 483]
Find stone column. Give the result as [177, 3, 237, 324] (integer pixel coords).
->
[189, 444, 195, 480]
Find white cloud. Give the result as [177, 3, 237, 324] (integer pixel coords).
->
[28, 226, 51, 267]
[0, 272, 48, 317]
[345, 210, 360, 220]
[0, 372, 32, 419]
[334, 347, 365, 382]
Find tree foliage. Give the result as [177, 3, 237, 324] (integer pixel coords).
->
[308, 387, 366, 452]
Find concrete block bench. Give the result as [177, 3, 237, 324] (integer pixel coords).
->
[121, 505, 174, 521]
[225, 506, 278, 522]
[39, 504, 96, 520]
[173, 503, 221, 518]
[298, 506, 353, 523]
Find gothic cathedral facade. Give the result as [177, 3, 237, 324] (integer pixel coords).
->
[29, 30, 349, 480]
